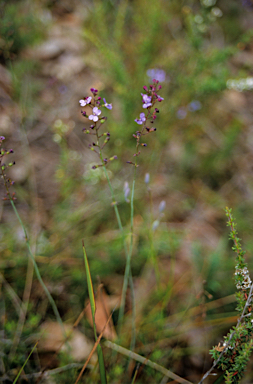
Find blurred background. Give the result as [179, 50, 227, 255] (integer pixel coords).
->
[1, 0, 253, 382]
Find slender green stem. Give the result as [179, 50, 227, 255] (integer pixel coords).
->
[1, 148, 68, 348]
[118, 166, 136, 330]
[149, 234, 160, 285]
[13, 341, 39, 384]
[129, 272, 136, 352]
[130, 363, 140, 384]
[101, 161, 136, 348]
[10, 202, 61, 323]
[9, 200, 66, 338]
[96, 129, 136, 338]
[82, 241, 107, 384]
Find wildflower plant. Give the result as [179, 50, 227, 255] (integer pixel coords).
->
[2, 78, 253, 383]
[79, 81, 164, 338]
[3, 77, 253, 384]
[199, 208, 253, 384]
[79, 88, 117, 169]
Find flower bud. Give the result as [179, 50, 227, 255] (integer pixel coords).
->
[152, 220, 160, 231]
[145, 173, 150, 184]
[159, 200, 166, 213]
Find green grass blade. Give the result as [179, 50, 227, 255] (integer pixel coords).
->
[13, 341, 38, 384]
[82, 240, 107, 384]
[10, 200, 66, 337]
[130, 363, 140, 384]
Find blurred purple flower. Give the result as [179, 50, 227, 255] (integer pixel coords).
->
[124, 181, 130, 202]
[152, 220, 160, 231]
[58, 85, 67, 94]
[147, 69, 166, 83]
[159, 200, 166, 213]
[135, 112, 146, 125]
[241, 0, 253, 7]
[103, 98, 112, 110]
[177, 107, 187, 120]
[144, 173, 150, 184]
[88, 107, 101, 122]
[188, 100, 202, 112]
[141, 94, 152, 108]
[79, 96, 92, 107]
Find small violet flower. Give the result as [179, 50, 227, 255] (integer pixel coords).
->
[79, 96, 92, 107]
[144, 173, 150, 184]
[188, 100, 202, 112]
[103, 98, 112, 110]
[177, 107, 187, 120]
[135, 112, 146, 125]
[159, 200, 166, 213]
[89, 107, 101, 122]
[152, 220, 160, 231]
[141, 93, 152, 108]
[147, 69, 166, 83]
[157, 95, 164, 102]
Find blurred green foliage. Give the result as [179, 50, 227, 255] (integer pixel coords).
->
[0, 0, 45, 64]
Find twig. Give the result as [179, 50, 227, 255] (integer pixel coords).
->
[104, 340, 193, 384]
[74, 310, 114, 384]
[0, 363, 85, 382]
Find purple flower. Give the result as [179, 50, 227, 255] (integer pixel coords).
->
[241, 0, 253, 7]
[188, 100, 202, 112]
[79, 96, 92, 107]
[152, 220, 160, 231]
[141, 94, 152, 108]
[144, 173, 150, 184]
[159, 200, 166, 213]
[177, 107, 187, 120]
[135, 112, 146, 125]
[147, 69, 166, 83]
[157, 95, 164, 102]
[103, 98, 112, 110]
[88, 107, 101, 122]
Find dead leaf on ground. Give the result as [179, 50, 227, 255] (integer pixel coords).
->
[86, 285, 117, 340]
[39, 321, 97, 363]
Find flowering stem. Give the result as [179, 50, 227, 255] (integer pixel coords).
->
[149, 229, 160, 285]
[95, 130, 136, 341]
[102, 162, 136, 346]
[118, 165, 136, 334]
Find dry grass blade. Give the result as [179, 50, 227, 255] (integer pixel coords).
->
[74, 311, 113, 384]
[104, 341, 193, 384]
[0, 272, 24, 316]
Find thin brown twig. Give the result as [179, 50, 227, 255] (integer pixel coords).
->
[74, 311, 114, 384]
